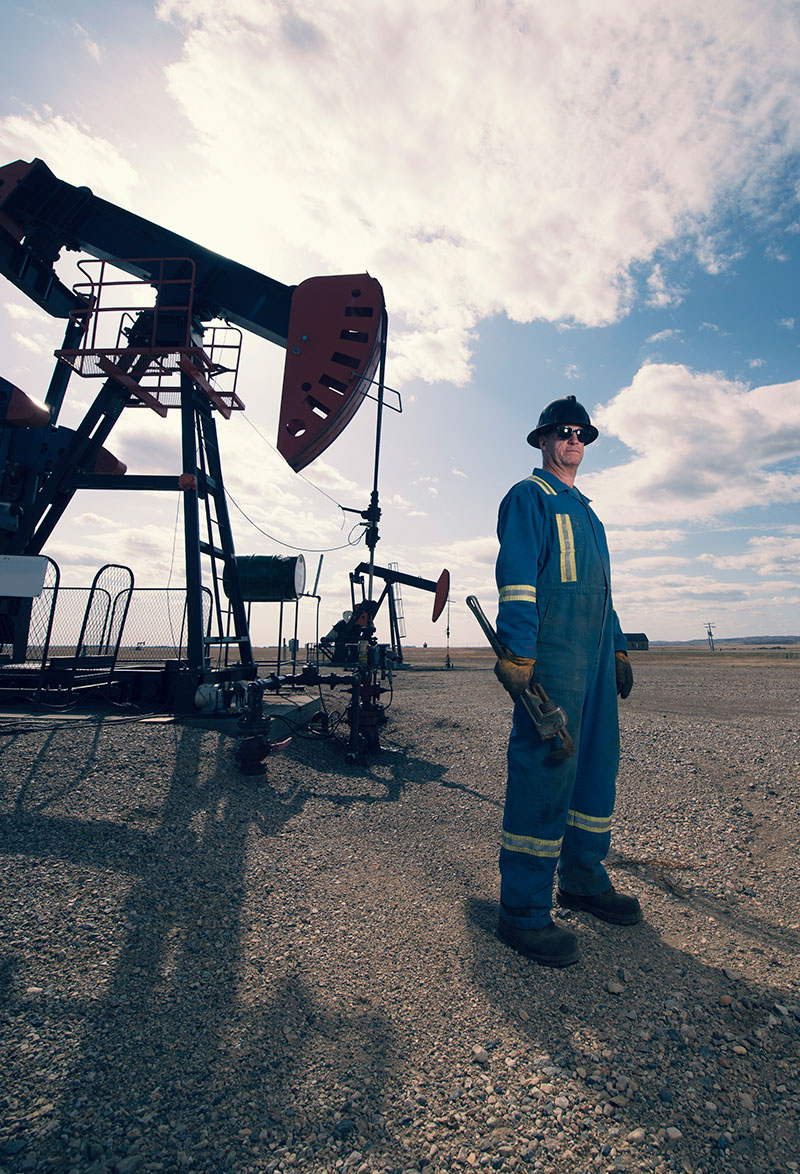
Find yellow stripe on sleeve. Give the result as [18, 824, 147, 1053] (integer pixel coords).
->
[498, 584, 537, 604]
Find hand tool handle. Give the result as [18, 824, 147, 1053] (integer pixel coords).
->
[465, 594, 505, 658]
[465, 595, 573, 754]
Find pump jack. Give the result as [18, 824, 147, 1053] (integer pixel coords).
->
[321, 562, 450, 665]
[0, 157, 386, 720]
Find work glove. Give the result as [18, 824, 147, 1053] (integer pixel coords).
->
[615, 650, 633, 699]
[494, 648, 535, 699]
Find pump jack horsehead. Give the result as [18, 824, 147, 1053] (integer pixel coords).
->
[0, 157, 449, 749]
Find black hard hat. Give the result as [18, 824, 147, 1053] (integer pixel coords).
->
[527, 394, 598, 447]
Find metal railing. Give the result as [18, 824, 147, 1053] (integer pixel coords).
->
[9, 584, 212, 666]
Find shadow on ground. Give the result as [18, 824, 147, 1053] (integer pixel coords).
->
[0, 723, 426, 1172]
[464, 895, 799, 1171]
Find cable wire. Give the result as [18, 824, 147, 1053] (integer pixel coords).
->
[240, 412, 347, 512]
[225, 487, 366, 553]
[233, 411, 376, 551]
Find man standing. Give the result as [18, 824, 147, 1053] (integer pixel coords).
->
[493, 395, 640, 968]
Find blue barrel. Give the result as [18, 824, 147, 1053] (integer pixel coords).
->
[224, 554, 306, 602]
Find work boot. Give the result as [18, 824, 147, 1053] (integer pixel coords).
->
[556, 886, 642, 925]
[496, 916, 580, 967]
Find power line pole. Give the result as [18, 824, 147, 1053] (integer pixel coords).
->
[705, 621, 716, 652]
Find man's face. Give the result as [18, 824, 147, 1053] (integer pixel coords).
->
[539, 423, 586, 479]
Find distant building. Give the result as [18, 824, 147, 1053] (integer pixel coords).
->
[624, 633, 649, 651]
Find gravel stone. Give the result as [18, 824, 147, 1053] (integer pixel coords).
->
[1, 648, 799, 1173]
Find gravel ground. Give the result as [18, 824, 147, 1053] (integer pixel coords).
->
[1, 652, 799, 1174]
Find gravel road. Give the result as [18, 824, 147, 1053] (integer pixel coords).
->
[1, 652, 799, 1174]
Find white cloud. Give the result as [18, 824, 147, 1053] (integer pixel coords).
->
[150, 0, 800, 383]
[74, 513, 120, 531]
[778, 317, 796, 329]
[616, 572, 752, 606]
[74, 23, 102, 62]
[646, 329, 682, 343]
[5, 303, 44, 323]
[47, 514, 180, 584]
[3, 291, 68, 377]
[606, 528, 686, 552]
[433, 535, 498, 569]
[384, 492, 415, 510]
[294, 457, 363, 502]
[584, 363, 800, 525]
[383, 491, 427, 519]
[695, 236, 745, 275]
[747, 358, 766, 368]
[645, 263, 685, 309]
[617, 555, 692, 571]
[11, 331, 52, 355]
[0, 113, 140, 204]
[613, 565, 800, 634]
[698, 532, 800, 576]
[451, 468, 468, 479]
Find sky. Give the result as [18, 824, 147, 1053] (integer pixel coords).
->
[1, 0, 799, 649]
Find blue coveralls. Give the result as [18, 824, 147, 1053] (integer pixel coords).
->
[495, 467, 627, 929]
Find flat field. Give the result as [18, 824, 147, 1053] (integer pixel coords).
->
[0, 650, 798, 1174]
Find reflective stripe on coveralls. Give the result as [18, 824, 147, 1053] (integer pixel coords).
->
[498, 584, 537, 604]
[495, 467, 626, 929]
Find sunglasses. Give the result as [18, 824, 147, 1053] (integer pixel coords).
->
[552, 425, 590, 442]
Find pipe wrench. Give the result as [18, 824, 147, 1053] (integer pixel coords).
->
[465, 595, 575, 761]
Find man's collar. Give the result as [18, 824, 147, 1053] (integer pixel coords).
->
[533, 467, 590, 501]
